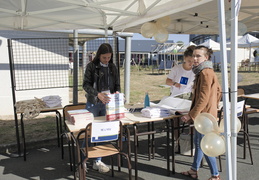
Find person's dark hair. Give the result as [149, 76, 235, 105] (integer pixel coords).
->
[184, 45, 196, 57]
[93, 43, 113, 63]
[194, 45, 213, 60]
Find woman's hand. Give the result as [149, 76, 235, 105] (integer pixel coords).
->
[98, 92, 110, 104]
[181, 114, 191, 123]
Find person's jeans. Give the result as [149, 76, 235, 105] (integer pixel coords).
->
[83, 101, 106, 162]
[86, 101, 106, 117]
[191, 130, 219, 176]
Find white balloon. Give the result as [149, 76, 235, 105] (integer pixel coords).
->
[219, 117, 242, 133]
[154, 28, 168, 43]
[201, 132, 226, 157]
[140, 22, 157, 38]
[194, 113, 219, 135]
[156, 16, 171, 28]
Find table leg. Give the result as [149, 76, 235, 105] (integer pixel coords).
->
[165, 120, 170, 176]
[151, 122, 155, 159]
[20, 113, 26, 161]
[133, 124, 138, 180]
[55, 111, 60, 147]
[170, 119, 175, 174]
[71, 133, 77, 179]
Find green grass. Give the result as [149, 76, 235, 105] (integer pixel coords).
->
[1, 67, 259, 147]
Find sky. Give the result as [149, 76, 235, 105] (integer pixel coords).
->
[132, 33, 190, 44]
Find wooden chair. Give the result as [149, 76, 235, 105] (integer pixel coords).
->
[76, 121, 132, 180]
[61, 103, 86, 172]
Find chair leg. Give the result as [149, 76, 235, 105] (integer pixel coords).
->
[111, 156, 114, 177]
[120, 152, 132, 180]
[61, 133, 65, 159]
[68, 138, 73, 171]
[242, 113, 253, 165]
[61, 133, 73, 171]
[218, 155, 222, 172]
[243, 130, 253, 165]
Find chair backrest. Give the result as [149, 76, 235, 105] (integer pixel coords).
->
[63, 103, 86, 121]
[80, 120, 123, 157]
[238, 88, 245, 97]
[90, 120, 120, 143]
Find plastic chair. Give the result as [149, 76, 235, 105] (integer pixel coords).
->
[61, 103, 86, 171]
[76, 121, 132, 180]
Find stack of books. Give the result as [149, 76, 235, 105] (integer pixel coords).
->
[67, 109, 94, 126]
[106, 93, 125, 121]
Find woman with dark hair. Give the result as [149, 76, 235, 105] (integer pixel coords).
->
[181, 45, 222, 180]
[82, 43, 120, 173]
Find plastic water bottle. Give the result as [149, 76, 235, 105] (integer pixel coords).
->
[144, 92, 150, 108]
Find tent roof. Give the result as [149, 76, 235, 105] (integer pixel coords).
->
[237, 34, 259, 47]
[115, 0, 259, 35]
[199, 39, 220, 51]
[227, 34, 259, 48]
[178, 42, 196, 53]
[0, 0, 212, 32]
[1, 0, 258, 36]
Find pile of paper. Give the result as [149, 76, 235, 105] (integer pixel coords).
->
[141, 107, 171, 118]
[42, 95, 62, 108]
[106, 93, 125, 121]
[67, 109, 94, 125]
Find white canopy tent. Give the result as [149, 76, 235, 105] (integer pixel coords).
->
[226, 34, 259, 62]
[178, 41, 197, 53]
[251, 40, 259, 47]
[199, 39, 221, 51]
[115, 0, 259, 35]
[0, 0, 213, 31]
[236, 34, 259, 48]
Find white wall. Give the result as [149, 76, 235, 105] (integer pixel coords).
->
[0, 32, 70, 117]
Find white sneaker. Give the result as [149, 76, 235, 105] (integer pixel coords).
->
[93, 161, 110, 173]
[83, 163, 88, 173]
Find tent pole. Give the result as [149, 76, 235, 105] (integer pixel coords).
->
[8, 39, 22, 157]
[124, 36, 131, 103]
[73, 30, 79, 104]
[217, 0, 233, 179]
[230, 1, 240, 180]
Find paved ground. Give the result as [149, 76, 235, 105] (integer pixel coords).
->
[0, 113, 258, 180]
